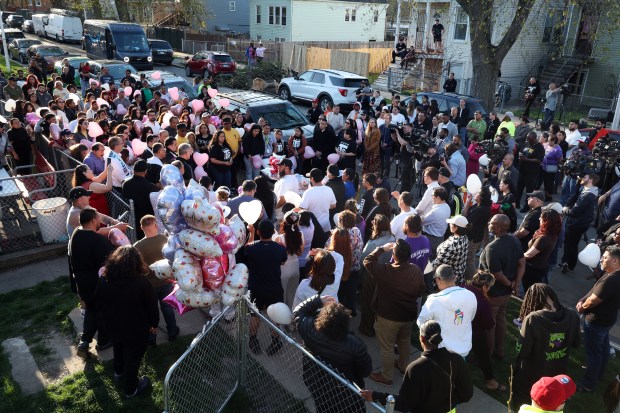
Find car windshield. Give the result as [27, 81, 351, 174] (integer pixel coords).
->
[114, 32, 150, 53]
[250, 103, 309, 129]
[213, 54, 233, 62]
[6, 33, 24, 40]
[151, 41, 170, 49]
[40, 47, 65, 56]
[162, 80, 197, 100]
[19, 40, 40, 48]
[107, 64, 137, 79]
[330, 77, 367, 88]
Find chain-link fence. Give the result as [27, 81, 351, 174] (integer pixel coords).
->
[164, 297, 394, 413]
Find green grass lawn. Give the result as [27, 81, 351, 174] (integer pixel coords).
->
[410, 297, 620, 413]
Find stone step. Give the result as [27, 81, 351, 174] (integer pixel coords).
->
[2, 337, 46, 395]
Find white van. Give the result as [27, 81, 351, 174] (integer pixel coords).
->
[42, 11, 82, 43]
[31, 14, 48, 37]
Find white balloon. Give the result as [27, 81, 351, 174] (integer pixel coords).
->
[490, 187, 499, 203]
[283, 191, 301, 208]
[466, 174, 482, 194]
[68, 93, 80, 105]
[238, 200, 263, 224]
[4, 99, 15, 112]
[479, 154, 489, 167]
[578, 243, 601, 268]
[267, 302, 293, 325]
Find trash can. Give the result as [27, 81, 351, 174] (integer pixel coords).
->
[32, 197, 69, 243]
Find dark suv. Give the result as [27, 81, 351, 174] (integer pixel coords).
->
[211, 91, 314, 140]
[401, 92, 489, 117]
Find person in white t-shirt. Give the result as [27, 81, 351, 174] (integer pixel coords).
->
[416, 167, 440, 217]
[417, 264, 477, 357]
[390, 191, 416, 239]
[564, 120, 581, 158]
[273, 158, 299, 220]
[144, 109, 161, 135]
[255, 44, 266, 62]
[299, 168, 337, 232]
[390, 105, 406, 125]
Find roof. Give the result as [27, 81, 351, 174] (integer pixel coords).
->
[310, 69, 366, 78]
[215, 90, 285, 107]
[294, 0, 387, 3]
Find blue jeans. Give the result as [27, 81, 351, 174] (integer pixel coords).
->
[243, 156, 261, 180]
[459, 127, 468, 146]
[582, 320, 611, 389]
[155, 284, 177, 333]
[561, 175, 577, 204]
[543, 108, 555, 130]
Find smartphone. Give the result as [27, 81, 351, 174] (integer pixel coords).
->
[107, 157, 112, 166]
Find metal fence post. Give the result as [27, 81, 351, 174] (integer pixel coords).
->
[237, 297, 248, 388]
[128, 199, 137, 243]
[385, 395, 395, 413]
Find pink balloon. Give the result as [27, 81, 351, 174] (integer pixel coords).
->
[200, 258, 225, 291]
[116, 104, 127, 115]
[221, 254, 230, 274]
[194, 165, 207, 180]
[108, 228, 130, 246]
[213, 224, 238, 254]
[219, 98, 230, 108]
[88, 122, 103, 138]
[169, 87, 179, 101]
[327, 153, 339, 165]
[96, 98, 107, 107]
[193, 152, 209, 167]
[189, 113, 196, 124]
[134, 90, 141, 97]
[171, 104, 183, 116]
[89, 79, 99, 87]
[142, 115, 148, 123]
[304, 146, 315, 159]
[80, 139, 93, 149]
[151, 71, 161, 80]
[131, 138, 147, 156]
[133, 120, 144, 135]
[50, 124, 60, 140]
[25, 112, 41, 126]
[191, 99, 204, 112]
[207, 88, 218, 98]
[163, 284, 195, 315]
[123, 86, 132, 96]
[251, 154, 262, 169]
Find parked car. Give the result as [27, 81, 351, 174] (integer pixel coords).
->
[9, 38, 42, 64]
[87, 60, 138, 87]
[41, 12, 82, 43]
[0, 29, 25, 54]
[211, 91, 314, 140]
[184, 51, 236, 77]
[54, 56, 89, 86]
[22, 20, 34, 33]
[5, 14, 24, 28]
[401, 92, 489, 118]
[26, 45, 69, 72]
[148, 39, 173, 65]
[32, 14, 48, 37]
[0, 11, 14, 23]
[279, 69, 369, 112]
[138, 70, 197, 100]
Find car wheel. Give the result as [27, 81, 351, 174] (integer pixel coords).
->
[319, 95, 333, 112]
[20, 54, 25, 64]
[279, 85, 291, 101]
[185, 65, 192, 77]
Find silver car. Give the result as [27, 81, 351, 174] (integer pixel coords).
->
[8, 38, 42, 64]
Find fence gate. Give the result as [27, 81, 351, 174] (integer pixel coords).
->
[154, 27, 185, 51]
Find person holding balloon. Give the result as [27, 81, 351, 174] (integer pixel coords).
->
[287, 126, 307, 173]
[221, 116, 242, 190]
[208, 130, 234, 189]
[241, 124, 265, 180]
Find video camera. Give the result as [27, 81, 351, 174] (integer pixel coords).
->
[561, 154, 604, 177]
[479, 138, 508, 165]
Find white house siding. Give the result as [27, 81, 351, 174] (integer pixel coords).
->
[249, 0, 293, 42]
[289, 0, 387, 42]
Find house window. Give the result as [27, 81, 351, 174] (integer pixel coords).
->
[345, 9, 350, 22]
[269, 6, 274, 24]
[256, 5, 261, 23]
[374, 10, 379, 22]
[282, 7, 287, 26]
[275, 7, 280, 25]
[542, 10, 563, 43]
[229, 1, 235, 12]
[35, 0, 41, 5]
[268, 7, 287, 26]
[454, 7, 468, 40]
[351, 9, 356, 21]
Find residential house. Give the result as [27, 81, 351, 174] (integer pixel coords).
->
[206, 0, 250, 34]
[249, 0, 388, 42]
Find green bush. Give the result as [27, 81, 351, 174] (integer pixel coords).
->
[218, 61, 287, 90]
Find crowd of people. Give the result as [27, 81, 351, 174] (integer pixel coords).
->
[1, 55, 614, 410]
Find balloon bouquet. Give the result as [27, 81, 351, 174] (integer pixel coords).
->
[149, 165, 250, 315]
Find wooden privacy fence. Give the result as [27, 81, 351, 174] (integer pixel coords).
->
[283, 44, 392, 76]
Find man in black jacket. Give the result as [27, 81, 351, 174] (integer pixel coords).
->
[325, 164, 345, 227]
[523, 77, 541, 118]
[561, 174, 599, 273]
[306, 99, 322, 124]
[122, 160, 159, 239]
[69, 207, 115, 359]
[443, 72, 457, 93]
[311, 118, 336, 171]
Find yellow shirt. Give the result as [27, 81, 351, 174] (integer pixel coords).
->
[176, 135, 189, 145]
[223, 128, 241, 156]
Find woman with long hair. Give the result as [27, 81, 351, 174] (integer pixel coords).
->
[498, 178, 518, 232]
[293, 248, 344, 309]
[603, 376, 620, 413]
[22, 74, 38, 97]
[363, 188, 393, 241]
[27, 92, 40, 110]
[196, 123, 212, 153]
[208, 130, 233, 189]
[331, 212, 363, 314]
[287, 126, 307, 173]
[254, 174, 276, 220]
[99, 245, 159, 398]
[335, 128, 357, 170]
[12, 99, 26, 123]
[68, 143, 89, 162]
[140, 126, 153, 143]
[342, 168, 359, 200]
[362, 118, 381, 175]
[129, 107, 142, 121]
[344, 198, 365, 236]
[522, 209, 562, 291]
[464, 272, 505, 391]
[74, 118, 89, 142]
[241, 124, 264, 180]
[274, 211, 304, 308]
[72, 164, 112, 215]
[427, 99, 440, 119]
[463, 186, 492, 282]
[512, 283, 580, 407]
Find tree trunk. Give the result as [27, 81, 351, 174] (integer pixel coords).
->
[471, 48, 501, 111]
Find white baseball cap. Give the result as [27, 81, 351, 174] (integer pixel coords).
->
[544, 202, 563, 213]
[446, 215, 469, 228]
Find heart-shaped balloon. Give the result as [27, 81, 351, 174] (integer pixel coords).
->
[207, 88, 218, 98]
[123, 86, 132, 96]
[327, 153, 339, 165]
[151, 71, 161, 80]
[133, 120, 144, 135]
[25, 112, 41, 126]
[162, 233, 181, 263]
[162, 112, 174, 127]
[80, 139, 93, 149]
[131, 138, 147, 156]
[172, 249, 203, 291]
[150, 259, 174, 281]
[96, 97, 108, 107]
[181, 197, 221, 234]
[160, 164, 185, 191]
[89, 79, 99, 87]
[194, 166, 207, 181]
[178, 229, 223, 259]
[238, 200, 263, 225]
[200, 258, 225, 291]
[283, 191, 301, 208]
[4, 99, 15, 112]
[169, 87, 179, 101]
[193, 152, 209, 167]
[101, 83, 110, 91]
[251, 154, 263, 169]
[219, 98, 230, 108]
[304, 146, 315, 159]
[116, 104, 128, 115]
[466, 174, 482, 194]
[88, 122, 104, 138]
[157, 186, 188, 234]
[213, 224, 238, 254]
[175, 287, 220, 308]
[224, 263, 249, 290]
[108, 228, 130, 246]
[228, 215, 246, 254]
[50, 124, 61, 140]
[163, 284, 196, 315]
[171, 104, 183, 116]
[191, 99, 204, 112]
[68, 93, 80, 105]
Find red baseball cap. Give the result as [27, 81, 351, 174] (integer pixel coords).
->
[530, 375, 576, 410]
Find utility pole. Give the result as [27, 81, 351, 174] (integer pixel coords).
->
[612, 91, 620, 130]
[0, 18, 10, 72]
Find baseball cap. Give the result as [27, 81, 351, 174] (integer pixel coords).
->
[527, 190, 545, 202]
[177, 123, 188, 130]
[446, 215, 468, 228]
[69, 187, 93, 200]
[544, 202, 563, 213]
[8, 76, 16, 81]
[530, 375, 576, 411]
[60, 129, 73, 137]
[133, 159, 148, 173]
[305, 168, 324, 181]
[278, 158, 293, 168]
[201, 112, 212, 118]
[327, 164, 341, 177]
[505, 111, 515, 118]
[438, 167, 451, 178]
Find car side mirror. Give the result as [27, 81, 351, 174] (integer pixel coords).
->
[294, 76, 300, 80]
[65, 52, 69, 55]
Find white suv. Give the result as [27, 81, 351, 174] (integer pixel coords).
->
[278, 69, 369, 111]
